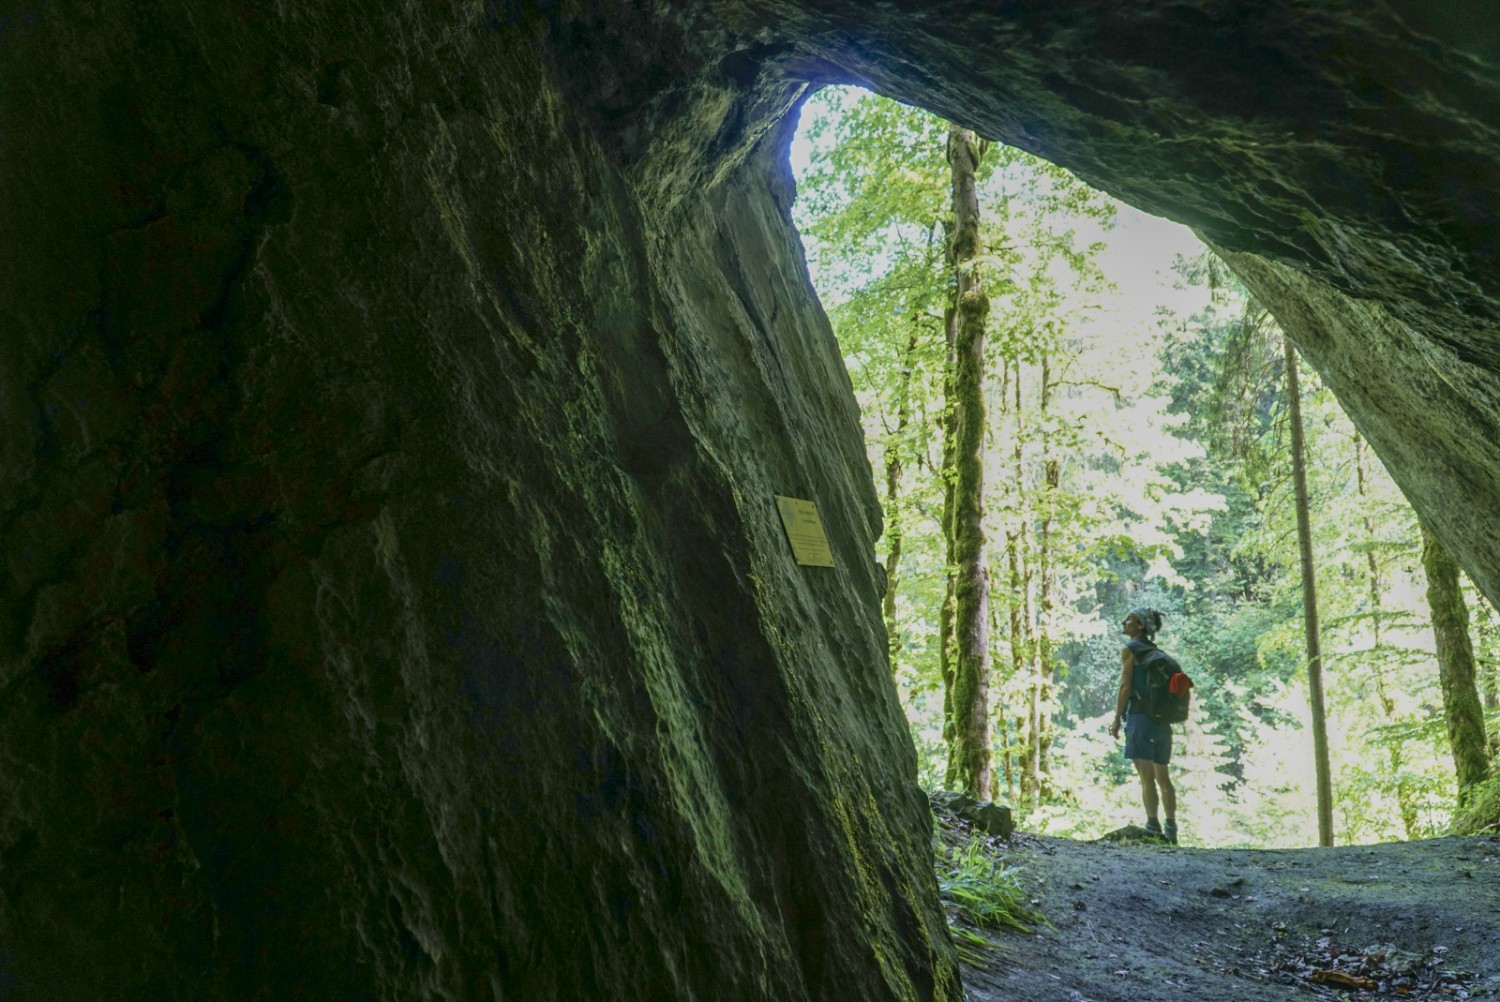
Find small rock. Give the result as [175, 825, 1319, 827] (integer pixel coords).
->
[1096, 824, 1169, 844]
[968, 802, 1015, 837]
[931, 791, 1014, 837]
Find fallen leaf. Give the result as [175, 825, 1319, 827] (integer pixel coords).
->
[1310, 970, 1378, 990]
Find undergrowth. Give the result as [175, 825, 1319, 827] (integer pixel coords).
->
[1452, 773, 1500, 835]
[932, 813, 1046, 963]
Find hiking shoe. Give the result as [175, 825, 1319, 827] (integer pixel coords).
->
[1164, 819, 1178, 844]
[1144, 818, 1163, 838]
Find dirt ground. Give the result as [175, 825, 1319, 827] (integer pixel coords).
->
[953, 826, 1500, 1001]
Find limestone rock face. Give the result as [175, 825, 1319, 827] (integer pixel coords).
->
[3, 1, 1498, 999]
[2, 6, 945, 999]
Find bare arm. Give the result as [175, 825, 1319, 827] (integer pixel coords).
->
[1110, 648, 1134, 738]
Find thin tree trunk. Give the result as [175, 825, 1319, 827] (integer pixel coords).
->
[1027, 653, 1040, 811]
[940, 301, 959, 789]
[988, 599, 1015, 802]
[997, 362, 1019, 803]
[1011, 369, 1038, 807]
[1480, 598, 1500, 760]
[942, 125, 992, 799]
[1421, 521, 1492, 804]
[1485, 601, 1500, 713]
[882, 330, 919, 674]
[1355, 434, 1419, 838]
[1006, 530, 1024, 805]
[1285, 336, 1334, 846]
[1035, 355, 1059, 794]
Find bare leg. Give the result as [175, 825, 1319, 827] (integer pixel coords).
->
[1154, 763, 1176, 819]
[1132, 759, 1158, 819]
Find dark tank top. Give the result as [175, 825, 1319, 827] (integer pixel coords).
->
[1125, 638, 1157, 712]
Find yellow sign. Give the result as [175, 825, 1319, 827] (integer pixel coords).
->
[775, 496, 835, 568]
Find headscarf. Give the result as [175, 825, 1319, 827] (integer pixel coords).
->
[1128, 606, 1159, 640]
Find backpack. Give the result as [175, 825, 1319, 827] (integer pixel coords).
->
[1137, 648, 1193, 724]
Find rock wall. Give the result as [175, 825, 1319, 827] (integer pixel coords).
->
[4, 1, 1499, 999]
[1, 4, 951, 999]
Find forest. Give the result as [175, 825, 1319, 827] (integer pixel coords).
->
[791, 87, 1500, 850]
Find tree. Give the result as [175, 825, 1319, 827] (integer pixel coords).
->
[883, 326, 924, 669]
[974, 152, 1119, 809]
[797, 92, 1487, 838]
[1352, 432, 1422, 838]
[1284, 334, 1335, 846]
[797, 91, 1225, 820]
[1421, 522, 1492, 804]
[942, 124, 993, 798]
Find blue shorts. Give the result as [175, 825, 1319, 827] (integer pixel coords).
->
[1124, 712, 1172, 765]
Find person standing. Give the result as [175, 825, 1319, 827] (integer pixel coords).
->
[1109, 607, 1178, 843]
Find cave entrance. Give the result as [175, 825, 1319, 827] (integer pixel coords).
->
[787, 85, 1496, 849]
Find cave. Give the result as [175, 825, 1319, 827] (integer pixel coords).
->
[4, 2, 1498, 998]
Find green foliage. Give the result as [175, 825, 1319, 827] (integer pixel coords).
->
[794, 87, 1486, 847]
[934, 835, 1041, 936]
[1452, 773, 1500, 834]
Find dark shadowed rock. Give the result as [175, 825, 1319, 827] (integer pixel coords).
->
[2, 1, 1498, 999]
[933, 790, 1015, 838]
[1099, 825, 1175, 846]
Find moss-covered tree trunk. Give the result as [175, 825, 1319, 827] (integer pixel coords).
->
[940, 301, 960, 788]
[1421, 522, 1493, 804]
[942, 124, 992, 798]
[1285, 336, 1335, 846]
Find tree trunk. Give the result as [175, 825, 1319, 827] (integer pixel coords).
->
[997, 362, 1020, 804]
[996, 364, 1020, 804]
[1285, 336, 1335, 846]
[1005, 531, 1024, 804]
[1035, 355, 1059, 794]
[942, 125, 992, 799]
[988, 600, 1016, 802]
[1480, 598, 1500, 760]
[1011, 370, 1038, 808]
[1421, 522, 1492, 805]
[940, 302, 959, 789]
[882, 330, 920, 675]
[1355, 434, 1419, 838]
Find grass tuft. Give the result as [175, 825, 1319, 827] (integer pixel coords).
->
[1452, 773, 1500, 835]
[935, 834, 1045, 952]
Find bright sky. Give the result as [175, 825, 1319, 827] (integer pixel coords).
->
[1089, 204, 1216, 334]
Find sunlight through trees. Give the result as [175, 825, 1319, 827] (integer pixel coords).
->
[792, 86, 1500, 847]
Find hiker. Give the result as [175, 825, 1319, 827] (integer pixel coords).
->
[1109, 607, 1178, 843]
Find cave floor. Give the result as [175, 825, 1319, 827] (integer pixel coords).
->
[958, 831, 1500, 1001]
